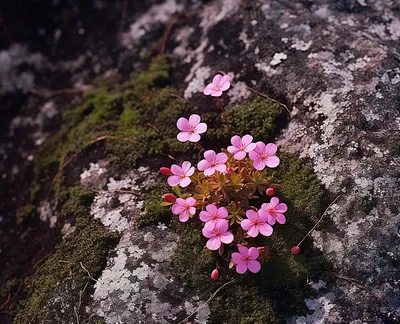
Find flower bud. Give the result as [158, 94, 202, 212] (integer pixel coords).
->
[291, 246, 301, 255]
[160, 167, 172, 175]
[163, 193, 176, 203]
[211, 269, 219, 281]
[266, 187, 275, 196]
[226, 167, 234, 173]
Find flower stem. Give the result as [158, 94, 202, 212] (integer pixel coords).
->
[196, 142, 206, 152]
[238, 160, 241, 172]
[217, 97, 230, 130]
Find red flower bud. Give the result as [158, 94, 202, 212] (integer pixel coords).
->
[160, 167, 172, 175]
[266, 187, 275, 196]
[291, 246, 300, 255]
[226, 167, 234, 173]
[211, 269, 219, 281]
[163, 193, 176, 203]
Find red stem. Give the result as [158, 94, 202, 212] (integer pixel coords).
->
[217, 98, 230, 130]
[196, 142, 206, 152]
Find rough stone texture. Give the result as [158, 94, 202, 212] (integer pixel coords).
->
[87, 168, 210, 323]
[2, 0, 400, 323]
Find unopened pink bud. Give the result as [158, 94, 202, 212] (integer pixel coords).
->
[226, 167, 233, 173]
[211, 269, 219, 281]
[160, 167, 172, 175]
[291, 246, 300, 255]
[163, 193, 176, 203]
[266, 187, 275, 196]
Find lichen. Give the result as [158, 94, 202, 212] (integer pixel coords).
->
[14, 187, 118, 324]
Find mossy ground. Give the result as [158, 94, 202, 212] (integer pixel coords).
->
[15, 54, 329, 323]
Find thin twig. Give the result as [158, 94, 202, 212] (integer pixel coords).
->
[297, 196, 340, 246]
[33, 253, 52, 269]
[170, 93, 197, 108]
[46, 135, 138, 201]
[196, 142, 206, 152]
[29, 87, 90, 98]
[146, 122, 160, 133]
[217, 97, 230, 130]
[330, 272, 400, 317]
[178, 280, 235, 324]
[0, 293, 11, 310]
[246, 86, 291, 114]
[80, 262, 98, 282]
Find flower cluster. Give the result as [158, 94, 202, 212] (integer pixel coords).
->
[160, 74, 288, 278]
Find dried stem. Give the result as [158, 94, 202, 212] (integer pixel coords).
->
[297, 196, 340, 246]
[196, 142, 206, 152]
[29, 87, 91, 98]
[178, 280, 235, 324]
[217, 97, 230, 130]
[90, 188, 143, 199]
[246, 86, 291, 114]
[47, 135, 138, 201]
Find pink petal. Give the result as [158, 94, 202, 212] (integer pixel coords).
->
[202, 228, 214, 238]
[177, 131, 191, 142]
[203, 167, 216, 176]
[227, 146, 240, 154]
[240, 219, 252, 231]
[198, 159, 211, 171]
[216, 220, 229, 232]
[237, 244, 249, 256]
[214, 164, 227, 173]
[206, 204, 218, 214]
[195, 123, 207, 134]
[170, 164, 182, 176]
[175, 198, 185, 205]
[220, 231, 234, 244]
[181, 161, 192, 173]
[257, 209, 268, 223]
[186, 167, 195, 177]
[247, 260, 261, 273]
[253, 159, 266, 170]
[234, 151, 246, 160]
[241, 135, 253, 146]
[199, 211, 212, 223]
[189, 114, 201, 127]
[258, 223, 273, 236]
[204, 220, 216, 231]
[176, 117, 189, 131]
[167, 175, 181, 186]
[265, 143, 277, 156]
[232, 252, 243, 264]
[171, 204, 185, 215]
[186, 197, 196, 205]
[255, 141, 266, 153]
[215, 153, 228, 164]
[203, 83, 214, 95]
[206, 237, 221, 250]
[188, 133, 201, 142]
[215, 218, 228, 228]
[248, 247, 259, 259]
[275, 213, 286, 224]
[266, 156, 280, 168]
[246, 210, 259, 221]
[267, 215, 276, 225]
[275, 203, 288, 213]
[179, 212, 190, 222]
[231, 135, 242, 147]
[270, 197, 279, 207]
[189, 207, 196, 215]
[180, 177, 191, 188]
[220, 80, 230, 91]
[236, 262, 248, 274]
[212, 74, 223, 85]
[204, 150, 216, 162]
[247, 226, 260, 237]
[248, 150, 259, 161]
[244, 142, 257, 153]
[210, 90, 223, 97]
[217, 207, 228, 218]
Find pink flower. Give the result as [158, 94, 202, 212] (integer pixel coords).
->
[231, 245, 261, 274]
[241, 209, 273, 237]
[202, 221, 234, 250]
[248, 142, 280, 170]
[171, 197, 197, 222]
[197, 150, 228, 176]
[259, 197, 288, 225]
[203, 74, 231, 97]
[199, 204, 228, 231]
[167, 161, 195, 188]
[227, 135, 257, 160]
[177, 114, 207, 142]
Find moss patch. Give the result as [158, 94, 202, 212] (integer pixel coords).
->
[14, 187, 118, 324]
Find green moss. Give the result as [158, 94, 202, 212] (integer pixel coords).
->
[140, 185, 172, 227]
[1, 278, 21, 298]
[14, 187, 118, 324]
[16, 204, 36, 225]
